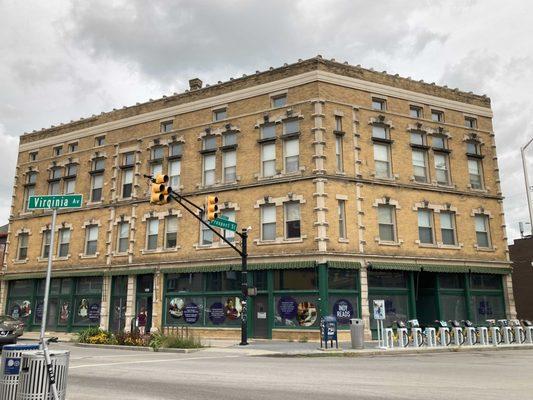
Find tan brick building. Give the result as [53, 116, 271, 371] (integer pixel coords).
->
[1, 56, 515, 340]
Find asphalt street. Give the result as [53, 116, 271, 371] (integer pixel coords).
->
[52, 343, 532, 400]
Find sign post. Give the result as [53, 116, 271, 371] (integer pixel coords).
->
[373, 299, 386, 349]
[28, 194, 83, 400]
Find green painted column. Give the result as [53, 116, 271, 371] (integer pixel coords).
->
[246, 270, 253, 338]
[435, 274, 442, 320]
[408, 272, 417, 319]
[267, 270, 274, 339]
[318, 263, 328, 318]
[465, 273, 473, 321]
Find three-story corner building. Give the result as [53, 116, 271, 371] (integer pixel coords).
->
[0, 56, 515, 340]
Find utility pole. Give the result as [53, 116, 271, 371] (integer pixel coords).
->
[521, 137, 533, 235]
[240, 228, 248, 346]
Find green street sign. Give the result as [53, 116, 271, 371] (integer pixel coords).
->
[210, 217, 237, 232]
[28, 194, 83, 210]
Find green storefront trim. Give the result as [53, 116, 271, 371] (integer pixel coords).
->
[161, 261, 316, 274]
[370, 263, 511, 275]
[469, 266, 510, 275]
[2, 270, 104, 280]
[370, 262, 421, 272]
[106, 268, 155, 276]
[327, 261, 361, 270]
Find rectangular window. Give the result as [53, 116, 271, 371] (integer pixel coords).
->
[17, 233, 29, 260]
[465, 117, 477, 129]
[467, 142, 481, 155]
[223, 150, 237, 183]
[261, 124, 276, 139]
[434, 153, 450, 185]
[117, 222, 130, 253]
[203, 153, 216, 186]
[93, 158, 105, 170]
[335, 134, 344, 172]
[123, 152, 135, 166]
[64, 178, 76, 194]
[410, 106, 422, 118]
[152, 146, 164, 160]
[431, 110, 444, 122]
[475, 214, 491, 248]
[146, 219, 159, 250]
[42, 230, 51, 258]
[24, 185, 35, 211]
[203, 135, 217, 151]
[261, 204, 276, 241]
[58, 228, 70, 257]
[151, 162, 163, 177]
[169, 159, 181, 188]
[418, 209, 434, 244]
[272, 94, 287, 108]
[121, 168, 133, 198]
[213, 108, 227, 121]
[261, 143, 276, 177]
[412, 149, 428, 182]
[169, 143, 183, 157]
[221, 209, 236, 242]
[95, 136, 105, 146]
[440, 211, 456, 245]
[378, 205, 396, 242]
[49, 180, 61, 195]
[68, 142, 78, 152]
[53, 146, 63, 156]
[284, 138, 299, 173]
[284, 202, 301, 239]
[410, 132, 425, 145]
[85, 225, 98, 255]
[284, 119, 299, 135]
[432, 135, 446, 150]
[165, 216, 178, 249]
[338, 200, 347, 239]
[468, 158, 483, 189]
[223, 132, 236, 146]
[372, 98, 386, 111]
[335, 115, 343, 131]
[91, 173, 103, 202]
[29, 152, 38, 161]
[51, 168, 62, 180]
[373, 143, 391, 178]
[201, 216, 213, 246]
[161, 121, 173, 132]
[372, 125, 387, 139]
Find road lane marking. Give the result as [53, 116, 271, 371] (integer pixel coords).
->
[70, 355, 240, 369]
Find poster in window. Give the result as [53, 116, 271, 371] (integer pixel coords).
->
[277, 296, 298, 320]
[209, 302, 226, 325]
[333, 299, 353, 324]
[10, 304, 21, 319]
[20, 300, 32, 318]
[78, 299, 89, 318]
[184, 303, 200, 324]
[297, 301, 317, 327]
[169, 298, 185, 319]
[224, 297, 242, 320]
[89, 303, 100, 322]
[60, 302, 70, 323]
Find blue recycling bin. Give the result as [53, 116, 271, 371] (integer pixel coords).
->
[320, 316, 338, 349]
[0, 343, 40, 400]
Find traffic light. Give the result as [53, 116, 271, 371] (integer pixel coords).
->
[206, 195, 218, 221]
[150, 174, 171, 205]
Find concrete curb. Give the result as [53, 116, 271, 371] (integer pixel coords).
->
[74, 343, 201, 353]
[260, 344, 533, 358]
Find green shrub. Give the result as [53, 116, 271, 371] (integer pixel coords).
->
[162, 334, 203, 349]
[77, 327, 106, 343]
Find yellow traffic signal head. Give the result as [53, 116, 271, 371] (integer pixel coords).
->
[150, 181, 172, 205]
[206, 195, 219, 221]
[154, 174, 169, 184]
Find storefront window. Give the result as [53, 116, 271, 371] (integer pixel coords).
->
[439, 274, 465, 289]
[205, 271, 241, 292]
[137, 274, 153, 294]
[418, 273, 435, 288]
[254, 271, 268, 291]
[274, 269, 317, 290]
[470, 274, 501, 290]
[166, 273, 202, 293]
[58, 300, 71, 326]
[368, 270, 407, 288]
[205, 297, 242, 326]
[8, 299, 33, 322]
[329, 295, 358, 326]
[440, 294, 467, 321]
[36, 279, 61, 296]
[61, 279, 73, 294]
[166, 296, 204, 326]
[328, 269, 357, 290]
[9, 280, 33, 297]
[74, 297, 101, 325]
[274, 295, 319, 327]
[470, 295, 504, 324]
[76, 277, 103, 294]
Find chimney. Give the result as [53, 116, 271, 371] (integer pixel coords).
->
[189, 78, 203, 91]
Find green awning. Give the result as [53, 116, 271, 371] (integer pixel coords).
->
[469, 266, 510, 275]
[2, 273, 46, 281]
[328, 261, 362, 270]
[106, 268, 155, 276]
[2, 270, 104, 280]
[248, 261, 316, 270]
[370, 262, 421, 272]
[161, 261, 316, 274]
[422, 264, 469, 273]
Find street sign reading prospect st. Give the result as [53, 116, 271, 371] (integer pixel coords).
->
[210, 217, 238, 232]
[28, 194, 83, 210]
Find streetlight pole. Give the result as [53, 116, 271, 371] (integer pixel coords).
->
[521, 137, 533, 236]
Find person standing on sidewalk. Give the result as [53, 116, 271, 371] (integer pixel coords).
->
[137, 308, 147, 335]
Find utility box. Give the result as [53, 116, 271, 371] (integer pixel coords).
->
[16, 350, 70, 400]
[350, 318, 364, 349]
[0, 344, 40, 400]
[320, 316, 338, 349]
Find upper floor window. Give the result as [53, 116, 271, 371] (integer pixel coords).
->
[123, 152, 135, 166]
[95, 136, 105, 147]
[64, 164, 77, 194]
[261, 124, 276, 139]
[169, 143, 183, 157]
[223, 132, 237, 147]
[169, 159, 181, 189]
[164, 216, 178, 249]
[335, 134, 344, 172]
[418, 209, 434, 244]
[24, 172, 37, 211]
[468, 158, 483, 189]
[466, 141, 482, 155]
[17, 233, 29, 260]
[373, 143, 391, 179]
[283, 119, 300, 135]
[372, 125, 388, 140]
[434, 153, 450, 185]
[432, 135, 447, 150]
[58, 228, 71, 257]
[203, 135, 217, 151]
[213, 108, 227, 121]
[42, 229, 51, 258]
[121, 153, 135, 198]
[68, 142, 78, 153]
[372, 98, 386, 111]
[272, 94, 287, 108]
[27, 172, 38, 185]
[338, 200, 347, 240]
[93, 158, 105, 171]
[220, 209, 236, 243]
[261, 204, 276, 241]
[201, 215, 213, 246]
[440, 211, 457, 246]
[85, 225, 98, 256]
[117, 222, 130, 253]
[283, 138, 299, 173]
[284, 201, 301, 239]
[202, 153, 216, 186]
[378, 205, 396, 242]
[146, 218, 159, 250]
[53, 146, 63, 156]
[410, 131, 426, 146]
[161, 120, 173, 133]
[29, 152, 38, 161]
[412, 149, 428, 183]
[465, 117, 477, 129]
[51, 168, 62, 180]
[261, 142, 276, 177]
[410, 106, 423, 118]
[49, 168, 62, 195]
[223, 150, 237, 183]
[151, 146, 164, 160]
[91, 158, 105, 202]
[431, 110, 444, 122]
[474, 214, 491, 248]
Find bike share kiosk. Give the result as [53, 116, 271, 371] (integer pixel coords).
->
[462, 320, 477, 346]
[498, 320, 513, 345]
[408, 320, 424, 347]
[449, 320, 465, 346]
[436, 320, 451, 347]
[320, 316, 338, 349]
[523, 320, 533, 344]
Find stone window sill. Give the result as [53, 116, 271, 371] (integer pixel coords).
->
[253, 236, 307, 246]
[416, 242, 438, 248]
[338, 238, 349, 243]
[194, 241, 236, 250]
[86, 201, 104, 206]
[141, 247, 181, 255]
[376, 239, 402, 247]
[113, 253, 129, 258]
[37, 256, 70, 262]
[79, 253, 99, 259]
[13, 259, 28, 264]
[437, 243, 463, 250]
[475, 246, 496, 252]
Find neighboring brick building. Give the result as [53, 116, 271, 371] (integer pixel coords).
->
[0, 224, 7, 270]
[510, 236, 533, 320]
[0, 56, 515, 340]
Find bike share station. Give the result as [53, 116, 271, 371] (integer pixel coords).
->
[1, 195, 77, 400]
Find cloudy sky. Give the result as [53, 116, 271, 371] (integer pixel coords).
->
[1, 0, 532, 241]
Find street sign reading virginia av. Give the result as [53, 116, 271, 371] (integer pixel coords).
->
[210, 217, 237, 232]
[28, 194, 83, 210]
